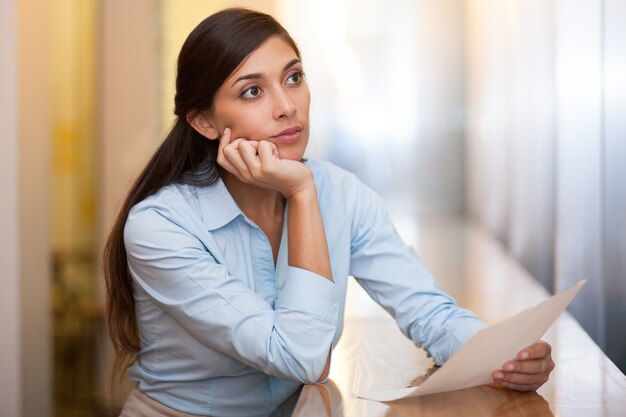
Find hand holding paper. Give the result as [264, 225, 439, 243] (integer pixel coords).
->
[356, 280, 586, 402]
[493, 339, 554, 391]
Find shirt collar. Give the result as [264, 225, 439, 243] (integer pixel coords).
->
[197, 177, 244, 231]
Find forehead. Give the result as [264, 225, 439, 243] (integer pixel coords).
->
[228, 36, 299, 79]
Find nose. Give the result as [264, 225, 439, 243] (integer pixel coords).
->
[272, 87, 296, 120]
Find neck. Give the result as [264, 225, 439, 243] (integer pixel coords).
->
[220, 170, 285, 224]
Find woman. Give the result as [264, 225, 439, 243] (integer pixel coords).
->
[104, 8, 554, 416]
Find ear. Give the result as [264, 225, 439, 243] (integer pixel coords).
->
[186, 112, 220, 140]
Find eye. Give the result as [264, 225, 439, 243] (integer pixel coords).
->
[241, 85, 262, 100]
[286, 71, 305, 85]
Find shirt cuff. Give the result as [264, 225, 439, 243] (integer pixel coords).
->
[276, 266, 339, 324]
[428, 318, 487, 365]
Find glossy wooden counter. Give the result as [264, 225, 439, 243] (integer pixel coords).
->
[290, 215, 626, 417]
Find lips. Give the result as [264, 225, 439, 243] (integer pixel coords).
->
[271, 126, 302, 144]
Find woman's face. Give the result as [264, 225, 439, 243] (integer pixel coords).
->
[208, 35, 310, 161]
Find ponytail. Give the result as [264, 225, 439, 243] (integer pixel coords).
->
[103, 119, 219, 379]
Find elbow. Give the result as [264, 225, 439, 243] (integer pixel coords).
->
[284, 348, 331, 384]
[302, 349, 331, 384]
[315, 353, 331, 383]
[267, 329, 334, 384]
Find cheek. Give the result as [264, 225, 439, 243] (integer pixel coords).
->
[219, 108, 267, 140]
[295, 88, 311, 113]
[303, 84, 311, 104]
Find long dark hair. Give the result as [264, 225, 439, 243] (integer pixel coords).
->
[103, 8, 301, 380]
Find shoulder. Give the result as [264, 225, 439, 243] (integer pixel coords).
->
[304, 159, 386, 226]
[128, 183, 201, 221]
[124, 183, 205, 245]
[306, 159, 381, 202]
[305, 159, 363, 195]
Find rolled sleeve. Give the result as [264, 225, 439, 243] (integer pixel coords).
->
[276, 266, 338, 324]
[271, 266, 338, 382]
[422, 314, 487, 365]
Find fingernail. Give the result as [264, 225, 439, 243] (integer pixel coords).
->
[505, 363, 515, 371]
[494, 372, 504, 379]
[520, 352, 530, 360]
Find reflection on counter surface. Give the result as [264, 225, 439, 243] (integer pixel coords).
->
[284, 379, 553, 417]
[387, 386, 553, 417]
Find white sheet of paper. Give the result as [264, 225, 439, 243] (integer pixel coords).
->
[355, 280, 586, 402]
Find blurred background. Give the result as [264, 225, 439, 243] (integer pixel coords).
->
[1, 0, 625, 416]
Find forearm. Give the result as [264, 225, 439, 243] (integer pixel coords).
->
[287, 185, 333, 382]
[287, 185, 333, 282]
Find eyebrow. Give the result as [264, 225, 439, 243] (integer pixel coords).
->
[231, 58, 301, 87]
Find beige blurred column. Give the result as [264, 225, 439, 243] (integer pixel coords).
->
[98, 0, 160, 405]
[17, 0, 53, 416]
[99, 0, 160, 243]
[0, 0, 22, 415]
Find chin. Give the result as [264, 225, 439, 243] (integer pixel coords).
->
[277, 143, 307, 161]
[279, 150, 306, 161]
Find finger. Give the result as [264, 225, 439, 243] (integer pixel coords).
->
[239, 139, 259, 154]
[239, 141, 262, 173]
[222, 139, 251, 177]
[217, 127, 236, 171]
[217, 127, 232, 154]
[502, 358, 555, 375]
[257, 140, 279, 166]
[517, 340, 551, 360]
[494, 380, 542, 392]
[493, 369, 549, 386]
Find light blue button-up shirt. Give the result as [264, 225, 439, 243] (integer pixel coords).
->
[124, 159, 485, 416]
